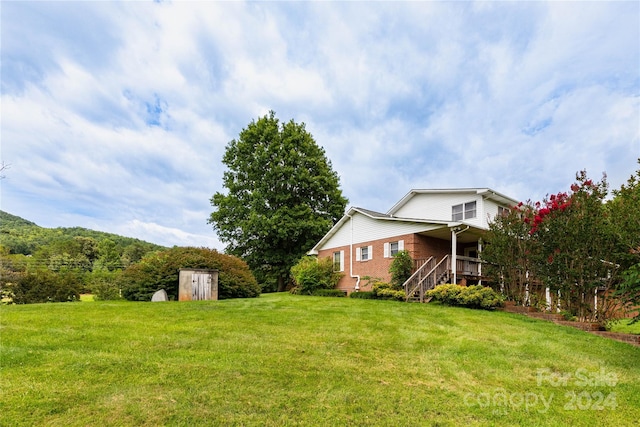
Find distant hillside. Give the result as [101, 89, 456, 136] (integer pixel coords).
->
[0, 211, 38, 228]
[0, 210, 165, 256]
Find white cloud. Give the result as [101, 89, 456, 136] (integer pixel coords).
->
[1, 1, 638, 248]
[114, 219, 221, 249]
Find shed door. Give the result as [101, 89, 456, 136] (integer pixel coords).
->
[192, 273, 212, 300]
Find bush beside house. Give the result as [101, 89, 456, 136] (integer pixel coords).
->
[290, 256, 343, 295]
[426, 284, 504, 310]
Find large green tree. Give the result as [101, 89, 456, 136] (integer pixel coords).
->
[608, 160, 640, 268]
[608, 160, 640, 321]
[484, 170, 633, 323]
[482, 203, 536, 304]
[528, 172, 619, 322]
[209, 111, 348, 292]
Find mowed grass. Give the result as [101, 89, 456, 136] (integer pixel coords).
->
[610, 318, 640, 335]
[1, 293, 638, 426]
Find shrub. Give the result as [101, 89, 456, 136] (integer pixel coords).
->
[10, 271, 81, 304]
[426, 283, 462, 305]
[371, 279, 405, 301]
[458, 285, 505, 309]
[253, 270, 279, 293]
[349, 291, 375, 299]
[389, 250, 413, 287]
[0, 259, 23, 303]
[290, 256, 343, 295]
[121, 247, 260, 301]
[90, 269, 123, 301]
[426, 284, 504, 310]
[311, 289, 346, 297]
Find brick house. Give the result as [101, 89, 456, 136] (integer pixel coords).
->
[308, 188, 518, 298]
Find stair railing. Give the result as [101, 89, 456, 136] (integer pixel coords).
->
[403, 255, 450, 302]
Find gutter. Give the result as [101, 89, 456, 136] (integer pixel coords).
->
[456, 225, 470, 236]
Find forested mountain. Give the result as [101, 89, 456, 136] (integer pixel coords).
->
[0, 210, 165, 273]
[0, 210, 165, 257]
[0, 211, 38, 228]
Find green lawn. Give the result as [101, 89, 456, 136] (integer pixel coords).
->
[79, 294, 95, 302]
[610, 318, 640, 335]
[1, 293, 638, 426]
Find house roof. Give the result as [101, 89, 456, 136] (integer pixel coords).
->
[309, 188, 519, 255]
[352, 207, 392, 219]
[308, 206, 460, 255]
[387, 188, 519, 216]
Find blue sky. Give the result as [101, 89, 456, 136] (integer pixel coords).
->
[1, 1, 639, 249]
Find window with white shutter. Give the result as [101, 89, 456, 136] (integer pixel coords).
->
[357, 245, 373, 261]
[385, 240, 404, 257]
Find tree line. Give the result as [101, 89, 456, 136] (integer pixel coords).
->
[0, 212, 260, 303]
[0, 211, 166, 302]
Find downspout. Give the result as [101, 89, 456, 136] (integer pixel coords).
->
[451, 225, 470, 284]
[347, 213, 361, 291]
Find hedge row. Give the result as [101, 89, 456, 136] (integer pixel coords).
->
[426, 284, 504, 310]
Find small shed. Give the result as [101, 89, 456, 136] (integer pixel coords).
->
[178, 269, 219, 301]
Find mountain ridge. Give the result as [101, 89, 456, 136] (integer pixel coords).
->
[0, 210, 165, 256]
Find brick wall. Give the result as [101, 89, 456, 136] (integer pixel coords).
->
[317, 233, 456, 294]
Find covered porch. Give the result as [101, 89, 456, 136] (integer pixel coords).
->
[404, 225, 486, 301]
[413, 255, 483, 283]
[413, 224, 486, 284]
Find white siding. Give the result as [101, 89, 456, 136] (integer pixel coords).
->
[318, 211, 445, 251]
[393, 193, 484, 227]
[321, 222, 352, 249]
[482, 199, 510, 228]
[315, 190, 517, 254]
